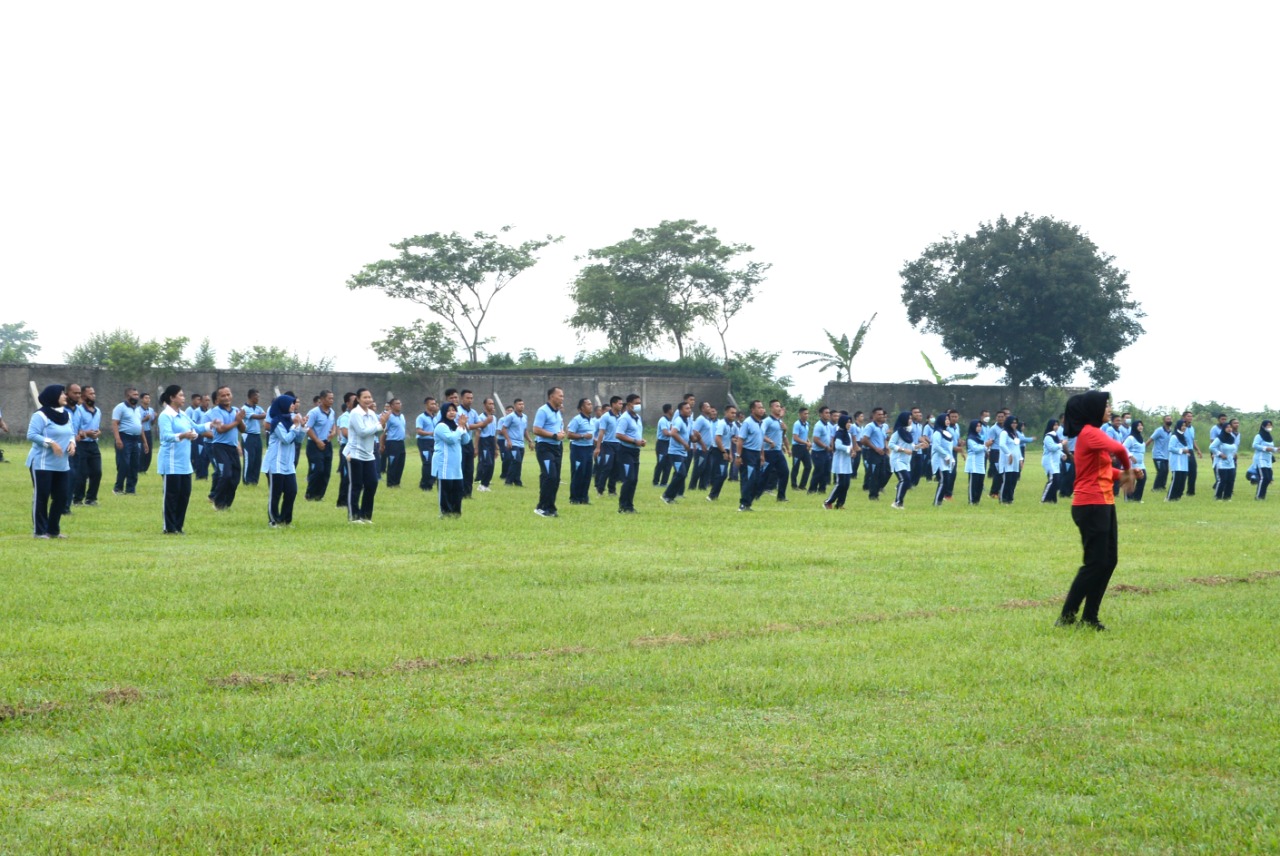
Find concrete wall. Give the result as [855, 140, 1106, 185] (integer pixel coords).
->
[0, 363, 730, 437]
[821, 381, 1086, 424]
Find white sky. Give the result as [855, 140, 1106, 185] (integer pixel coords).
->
[3, 3, 1276, 410]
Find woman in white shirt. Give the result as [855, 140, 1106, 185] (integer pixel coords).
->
[343, 388, 387, 523]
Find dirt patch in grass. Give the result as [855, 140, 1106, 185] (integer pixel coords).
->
[210, 672, 297, 688]
[0, 701, 60, 721]
[631, 633, 696, 648]
[1000, 598, 1058, 609]
[97, 687, 143, 706]
[1191, 570, 1280, 586]
[1112, 584, 1155, 594]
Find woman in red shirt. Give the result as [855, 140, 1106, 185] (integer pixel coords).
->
[1057, 391, 1136, 631]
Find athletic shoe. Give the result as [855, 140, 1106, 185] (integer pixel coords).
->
[113, 489, 125, 496]
[84, 500, 98, 507]
[705, 496, 715, 502]
[34, 534, 51, 539]
[892, 502, 904, 509]
[534, 508, 548, 517]
[661, 497, 675, 504]
[477, 486, 490, 492]
[737, 505, 752, 512]
[823, 501, 833, 510]
[1054, 615, 1076, 627]
[1081, 619, 1107, 632]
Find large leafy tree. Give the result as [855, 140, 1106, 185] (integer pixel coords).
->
[567, 265, 663, 357]
[371, 320, 456, 374]
[65, 329, 191, 378]
[900, 214, 1144, 387]
[577, 220, 768, 361]
[0, 321, 40, 363]
[347, 227, 561, 366]
[793, 314, 876, 382]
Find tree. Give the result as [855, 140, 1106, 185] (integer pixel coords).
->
[578, 220, 768, 361]
[900, 214, 1145, 387]
[347, 227, 561, 366]
[567, 265, 663, 358]
[191, 338, 216, 370]
[371, 320, 455, 374]
[65, 329, 186, 379]
[726, 349, 804, 412]
[793, 314, 877, 382]
[903, 352, 979, 385]
[0, 321, 40, 363]
[228, 346, 334, 372]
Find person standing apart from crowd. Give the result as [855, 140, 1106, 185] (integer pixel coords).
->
[1041, 419, 1064, 504]
[964, 419, 987, 504]
[28, 385, 75, 539]
[652, 404, 673, 487]
[380, 398, 407, 488]
[111, 386, 147, 495]
[72, 386, 103, 506]
[500, 398, 529, 487]
[157, 385, 198, 535]
[415, 396, 438, 492]
[432, 402, 469, 517]
[662, 399, 695, 504]
[1165, 421, 1193, 501]
[343, 388, 386, 523]
[930, 413, 956, 507]
[1251, 420, 1276, 500]
[1058, 391, 1134, 631]
[206, 386, 245, 510]
[304, 390, 337, 502]
[823, 414, 855, 510]
[532, 387, 566, 517]
[264, 393, 307, 528]
[887, 411, 917, 509]
[1210, 420, 1239, 501]
[240, 389, 265, 486]
[615, 394, 645, 514]
[1121, 420, 1147, 502]
[565, 397, 596, 505]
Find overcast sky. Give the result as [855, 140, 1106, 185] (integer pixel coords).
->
[3, 3, 1276, 410]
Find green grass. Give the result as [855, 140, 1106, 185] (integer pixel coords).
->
[2, 443, 1278, 853]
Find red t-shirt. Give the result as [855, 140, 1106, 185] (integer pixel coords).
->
[1071, 424, 1131, 506]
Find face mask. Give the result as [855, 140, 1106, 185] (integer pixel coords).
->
[982, 416, 990, 424]
[631, 406, 641, 416]
[1124, 419, 1131, 426]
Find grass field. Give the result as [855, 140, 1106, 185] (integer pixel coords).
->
[2, 441, 1278, 853]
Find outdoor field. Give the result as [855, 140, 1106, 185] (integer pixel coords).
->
[2, 445, 1278, 853]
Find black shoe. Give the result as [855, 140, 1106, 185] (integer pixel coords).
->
[1054, 614, 1076, 628]
[1081, 619, 1107, 632]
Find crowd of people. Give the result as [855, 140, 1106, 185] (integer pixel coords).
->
[14, 382, 1277, 542]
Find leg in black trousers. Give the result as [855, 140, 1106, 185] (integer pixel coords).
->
[461, 444, 476, 498]
[569, 444, 593, 504]
[418, 439, 435, 491]
[209, 444, 241, 509]
[1152, 458, 1168, 491]
[707, 453, 730, 500]
[933, 475, 948, 506]
[1041, 472, 1059, 503]
[162, 473, 192, 534]
[535, 443, 562, 515]
[825, 472, 850, 509]
[1126, 471, 1146, 502]
[1061, 504, 1119, 627]
[336, 452, 350, 507]
[1257, 466, 1273, 500]
[384, 439, 406, 487]
[766, 450, 789, 500]
[115, 434, 142, 493]
[688, 449, 705, 491]
[347, 458, 378, 521]
[791, 444, 811, 491]
[1166, 470, 1187, 501]
[1215, 468, 1236, 500]
[438, 478, 463, 516]
[74, 443, 103, 503]
[1186, 455, 1197, 495]
[663, 457, 688, 502]
[892, 470, 910, 507]
[738, 455, 762, 509]
[968, 473, 984, 505]
[268, 473, 297, 525]
[1000, 470, 1020, 504]
[476, 436, 495, 488]
[31, 468, 70, 536]
[943, 468, 956, 499]
[594, 445, 615, 496]
[242, 433, 262, 485]
[616, 448, 639, 512]
[306, 441, 332, 501]
[507, 446, 525, 486]
[652, 440, 669, 485]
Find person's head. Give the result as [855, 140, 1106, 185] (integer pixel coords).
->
[139, 392, 151, 408]
[968, 418, 982, 440]
[818, 406, 830, 423]
[1110, 413, 1123, 426]
[505, 404, 514, 414]
[190, 393, 202, 407]
[936, 413, 950, 432]
[1182, 410, 1194, 425]
[1163, 413, 1174, 429]
[593, 404, 604, 418]
[389, 398, 402, 414]
[513, 398, 525, 415]
[626, 393, 641, 415]
[1131, 419, 1145, 441]
[683, 393, 696, 407]
[662, 403, 673, 417]
[1045, 418, 1059, 436]
[769, 399, 782, 418]
[483, 397, 495, 414]
[82, 386, 96, 406]
[610, 395, 623, 414]
[724, 405, 737, 422]
[577, 397, 593, 416]
[701, 401, 713, 416]
[980, 409, 990, 424]
[460, 389, 474, 408]
[312, 395, 320, 405]
[678, 400, 693, 418]
[1261, 420, 1274, 439]
[161, 385, 184, 410]
[750, 400, 764, 419]
[215, 386, 232, 408]
[423, 396, 434, 411]
[246, 389, 259, 405]
[546, 386, 564, 409]
[425, 396, 438, 416]
[1217, 413, 1229, 425]
[356, 388, 374, 410]
[440, 401, 458, 423]
[318, 390, 334, 410]
[65, 383, 81, 406]
[1063, 391, 1111, 438]
[444, 388, 459, 404]
[872, 407, 885, 424]
[124, 386, 139, 406]
[38, 384, 67, 410]
[342, 391, 357, 412]
[910, 406, 922, 423]
[853, 409, 865, 426]
[1121, 411, 1131, 426]
[1229, 418, 1240, 434]
[837, 413, 851, 431]
[798, 407, 809, 422]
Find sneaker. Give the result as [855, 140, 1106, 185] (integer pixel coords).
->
[823, 501, 833, 510]
[84, 500, 98, 507]
[1081, 619, 1107, 632]
[1054, 615, 1076, 628]
[534, 508, 548, 517]
[34, 533, 51, 539]
[55, 533, 68, 539]
[892, 502, 904, 509]
[477, 485, 491, 492]
[113, 489, 125, 496]
[705, 496, 715, 502]
[737, 505, 752, 512]
[661, 497, 675, 504]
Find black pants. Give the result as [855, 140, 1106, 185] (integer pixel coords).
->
[383, 439, 407, 487]
[1167, 470, 1188, 501]
[652, 439, 671, 485]
[910, 452, 926, 486]
[1151, 458, 1169, 491]
[505, 446, 525, 486]
[663, 456, 689, 502]
[595, 443, 619, 495]
[336, 452, 350, 507]
[417, 438, 435, 490]
[208, 444, 241, 508]
[1000, 470, 1020, 503]
[477, 436, 496, 487]
[461, 444, 475, 498]
[1063, 504, 1119, 624]
[865, 452, 888, 499]
[791, 444, 811, 490]
[707, 452, 731, 500]
[499, 442, 510, 480]
[115, 434, 142, 493]
[1125, 470, 1146, 502]
[738, 454, 764, 509]
[616, 448, 640, 511]
[140, 430, 154, 473]
[1059, 461, 1075, 497]
[306, 441, 333, 500]
[536, 443, 562, 513]
[688, 449, 706, 490]
[1041, 471, 1060, 503]
[438, 478, 463, 516]
[162, 473, 192, 534]
[31, 468, 70, 536]
[762, 450, 789, 499]
[893, 470, 911, 505]
[968, 473, 985, 505]
[569, 445, 594, 504]
[1186, 455, 1197, 495]
[193, 437, 210, 480]
[268, 472, 297, 525]
[1257, 466, 1273, 500]
[1215, 468, 1236, 500]
[73, 442, 102, 503]
[809, 450, 830, 494]
[347, 457, 377, 520]
[825, 472, 850, 508]
[242, 433, 262, 485]
[934, 471, 954, 506]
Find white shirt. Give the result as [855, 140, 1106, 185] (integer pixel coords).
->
[343, 407, 383, 461]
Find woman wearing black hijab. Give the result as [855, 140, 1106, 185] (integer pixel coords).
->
[887, 411, 918, 508]
[823, 413, 855, 510]
[996, 415, 1024, 504]
[1057, 390, 1134, 631]
[27, 384, 77, 538]
[1166, 421, 1193, 501]
[963, 419, 987, 504]
[1209, 420, 1239, 500]
[1251, 421, 1276, 500]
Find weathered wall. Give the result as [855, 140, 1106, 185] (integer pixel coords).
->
[821, 381, 1086, 423]
[0, 363, 730, 436]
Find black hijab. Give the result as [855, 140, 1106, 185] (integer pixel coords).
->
[1218, 423, 1237, 446]
[1044, 419, 1059, 441]
[1063, 390, 1109, 438]
[1129, 420, 1144, 444]
[934, 412, 952, 441]
[835, 414, 851, 448]
[1172, 422, 1189, 446]
[268, 394, 295, 430]
[967, 419, 982, 444]
[38, 384, 69, 426]
[1003, 414, 1019, 439]
[1262, 421, 1274, 444]
[894, 411, 913, 444]
[440, 403, 458, 431]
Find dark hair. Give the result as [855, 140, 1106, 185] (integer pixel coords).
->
[872, 406, 884, 415]
[460, 388, 473, 397]
[389, 398, 400, 406]
[444, 388, 458, 399]
[768, 399, 780, 407]
[609, 395, 622, 405]
[160, 384, 182, 406]
[355, 387, 371, 404]
[247, 388, 258, 397]
[852, 410, 863, 419]
[318, 389, 332, 399]
[513, 398, 523, 405]
[547, 386, 561, 399]
[662, 403, 673, 414]
[441, 401, 458, 419]
[424, 396, 435, 404]
[819, 406, 829, 415]
[626, 393, 641, 404]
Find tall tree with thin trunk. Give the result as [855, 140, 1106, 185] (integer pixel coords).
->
[793, 314, 877, 382]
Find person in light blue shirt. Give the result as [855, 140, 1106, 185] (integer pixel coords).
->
[415, 397, 438, 492]
[532, 387, 566, 517]
[662, 400, 695, 504]
[652, 404, 673, 487]
[28, 385, 76, 538]
[760, 400, 791, 501]
[240, 389, 265, 486]
[1209, 413, 1231, 492]
[790, 408, 812, 492]
[1251, 420, 1277, 500]
[595, 397, 622, 497]
[707, 405, 737, 501]
[860, 408, 889, 499]
[963, 420, 987, 504]
[1166, 422, 1193, 501]
[206, 385, 245, 510]
[378, 398, 407, 487]
[1148, 414, 1174, 492]
[138, 392, 156, 475]
[984, 409, 1006, 498]
[996, 415, 1023, 504]
[500, 399, 530, 488]
[808, 407, 832, 495]
[157, 385, 198, 535]
[1121, 420, 1147, 503]
[566, 397, 596, 505]
[736, 400, 766, 510]
[72, 386, 104, 505]
[1179, 411, 1202, 496]
[1041, 419, 1064, 504]
[615, 394, 646, 513]
[304, 391, 338, 501]
[1209, 420, 1239, 501]
[475, 397, 499, 491]
[929, 413, 956, 507]
[263, 394, 308, 527]
[823, 414, 856, 510]
[111, 386, 147, 495]
[689, 404, 715, 492]
[432, 402, 470, 517]
[887, 411, 917, 508]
